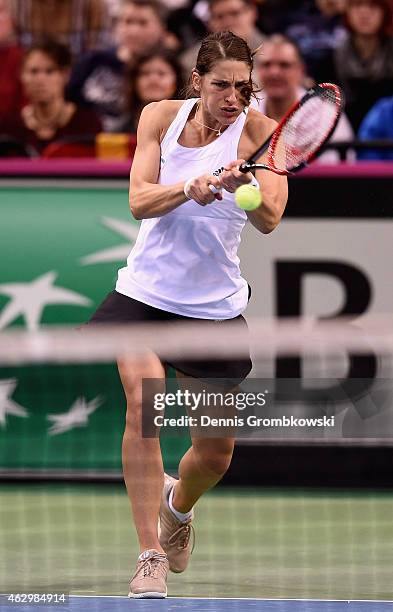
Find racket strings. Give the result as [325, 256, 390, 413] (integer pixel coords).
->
[271, 92, 340, 170]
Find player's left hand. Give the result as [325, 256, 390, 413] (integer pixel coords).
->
[218, 159, 254, 193]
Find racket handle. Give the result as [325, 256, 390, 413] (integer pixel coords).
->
[239, 162, 255, 173]
[209, 164, 254, 192]
[209, 170, 258, 194]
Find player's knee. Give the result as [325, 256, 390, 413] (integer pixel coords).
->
[201, 450, 233, 477]
[119, 354, 165, 434]
[195, 442, 234, 477]
[118, 353, 165, 398]
[118, 364, 165, 437]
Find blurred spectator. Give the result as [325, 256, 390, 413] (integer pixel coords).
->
[181, 0, 265, 75]
[288, 0, 347, 72]
[105, 0, 122, 20]
[358, 95, 393, 160]
[284, 0, 347, 82]
[10, 0, 111, 57]
[0, 40, 102, 156]
[0, 0, 24, 122]
[334, 0, 393, 131]
[256, 0, 309, 34]
[166, 0, 207, 52]
[254, 34, 354, 163]
[117, 47, 184, 132]
[67, 0, 171, 131]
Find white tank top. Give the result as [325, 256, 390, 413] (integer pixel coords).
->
[116, 98, 249, 319]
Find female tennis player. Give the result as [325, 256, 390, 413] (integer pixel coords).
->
[90, 31, 288, 598]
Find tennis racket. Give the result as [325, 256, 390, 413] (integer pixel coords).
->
[210, 82, 343, 191]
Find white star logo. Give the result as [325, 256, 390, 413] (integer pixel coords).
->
[80, 217, 139, 265]
[0, 379, 29, 428]
[0, 271, 92, 331]
[47, 396, 104, 436]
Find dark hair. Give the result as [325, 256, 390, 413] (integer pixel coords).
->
[124, 47, 184, 129]
[186, 31, 258, 104]
[259, 33, 305, 65]
[121, 0, 168, 26]
[23, 39, 72, 70]
[209, 0, 256, 8]
[345, 0, 393, 37]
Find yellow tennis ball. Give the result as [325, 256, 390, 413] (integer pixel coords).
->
[235, 184, 262, 211]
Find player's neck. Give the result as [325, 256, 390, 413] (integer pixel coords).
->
[193, 101, 224, 139]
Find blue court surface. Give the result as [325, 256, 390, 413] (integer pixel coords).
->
[1, 597, 393, 612]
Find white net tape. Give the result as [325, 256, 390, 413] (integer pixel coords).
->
[1, 315, 393, 365]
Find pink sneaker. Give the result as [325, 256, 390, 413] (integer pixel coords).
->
[128, 549, 169, 598]
[158, 473, 195, 573]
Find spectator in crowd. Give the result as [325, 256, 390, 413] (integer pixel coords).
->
[166, 0, 208, 53]
[358, 95, 393, 160]
[284, 0, 347, 82]
[0, 40, 102, 156]
[334, 0, 393, 131]
[9, 0, 111, 57]
[257, 0, 310, 34]
[254, 34, 354, 162]
[116, 47, 184, 133]
[105, 0, 122, 21]
[67, 0, 171, 131]
[0, 0, 24, 123]
[181, 0, 265, 75]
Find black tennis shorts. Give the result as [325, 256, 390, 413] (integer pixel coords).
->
[89, 290, 252, 384]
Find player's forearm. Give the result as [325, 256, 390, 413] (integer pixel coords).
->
[129, 182, 188, 220]
[247, 184, 287, 234]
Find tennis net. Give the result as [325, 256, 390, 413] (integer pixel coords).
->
[0, 316, 392, 603]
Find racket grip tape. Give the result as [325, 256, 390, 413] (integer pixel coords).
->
[208, 166, 254, 194]
[209, 175, 259, 194]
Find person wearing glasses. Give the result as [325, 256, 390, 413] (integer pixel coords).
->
[254, 34, 354, 163]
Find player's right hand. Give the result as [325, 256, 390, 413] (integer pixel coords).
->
[184, 174, 223, 205]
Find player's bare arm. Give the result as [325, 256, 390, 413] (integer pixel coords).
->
[239, 109, 288, 234]
[129, 101, 222, 219]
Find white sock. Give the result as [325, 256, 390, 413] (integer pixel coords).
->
[168, 486, 193, 523]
